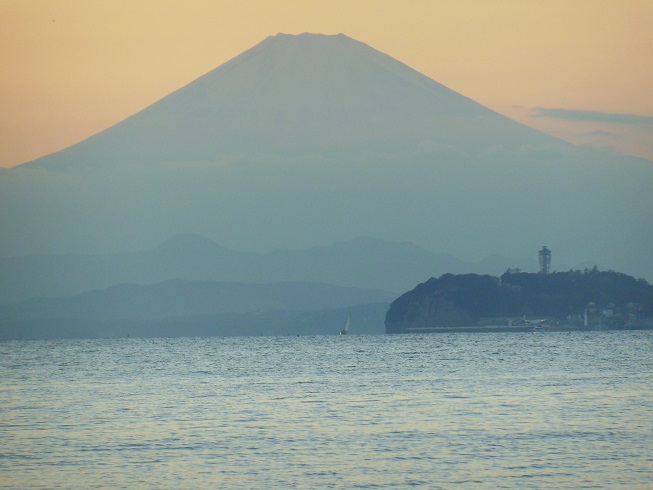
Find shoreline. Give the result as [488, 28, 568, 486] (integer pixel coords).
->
[389, 323, 653, 334]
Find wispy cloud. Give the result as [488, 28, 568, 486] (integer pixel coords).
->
[581, 130, 624, 140]
[533, 108, 653, 126]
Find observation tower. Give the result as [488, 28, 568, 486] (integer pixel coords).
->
[539, 246, 551, 274]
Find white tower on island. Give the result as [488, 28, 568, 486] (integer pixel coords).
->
[539, 246, 552, 274]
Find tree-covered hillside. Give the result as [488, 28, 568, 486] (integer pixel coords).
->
[500, 268, 652, 319]
[386, 269, 653, 333]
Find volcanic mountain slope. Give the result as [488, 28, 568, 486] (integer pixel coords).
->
[20, 33, 562, 170]
[1, 33, 652, 283]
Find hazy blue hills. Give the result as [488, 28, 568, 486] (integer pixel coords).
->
[4, 279, 395, 319]
[0, 33, 651, 282]
[0, 234, 556, 306]
[0, 279, 394, 340]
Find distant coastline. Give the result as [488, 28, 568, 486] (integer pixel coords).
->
[397, 323, 653, 334]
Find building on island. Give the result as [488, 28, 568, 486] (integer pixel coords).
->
[539, 246, 551, 274]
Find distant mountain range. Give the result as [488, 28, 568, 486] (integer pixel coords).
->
[0, 278, 394, 340]
[0, 233, 573, 306]
[5, 278, 395, 319]
[0, 231, 601, 340]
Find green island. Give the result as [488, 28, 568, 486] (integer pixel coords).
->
[385, 268, 653, 334]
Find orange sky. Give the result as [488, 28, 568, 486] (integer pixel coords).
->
[2, 0, 652, 167]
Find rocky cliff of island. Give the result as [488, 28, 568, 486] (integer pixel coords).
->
[385, 270, 653, 333]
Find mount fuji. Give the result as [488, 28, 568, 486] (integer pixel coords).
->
[1, 33, 652, 282]
[19, 33, 564, 170]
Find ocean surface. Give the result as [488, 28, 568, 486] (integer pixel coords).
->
[1, 331, 652, 489]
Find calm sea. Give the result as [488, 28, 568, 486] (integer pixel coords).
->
[1, 331, 652, 489]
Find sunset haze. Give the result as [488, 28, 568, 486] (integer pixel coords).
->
[2, 0, 652, 167]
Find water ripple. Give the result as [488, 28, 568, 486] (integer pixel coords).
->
[1, 331, 652, 488]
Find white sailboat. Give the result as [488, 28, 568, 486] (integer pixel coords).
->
[340, 313, 350, 335]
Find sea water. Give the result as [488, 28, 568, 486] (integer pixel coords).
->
[1, 331, 652, 488]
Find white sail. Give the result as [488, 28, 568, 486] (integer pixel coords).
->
[340, 313, 350, 335]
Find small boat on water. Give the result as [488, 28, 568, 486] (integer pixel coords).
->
[340, 313, 350, 335]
